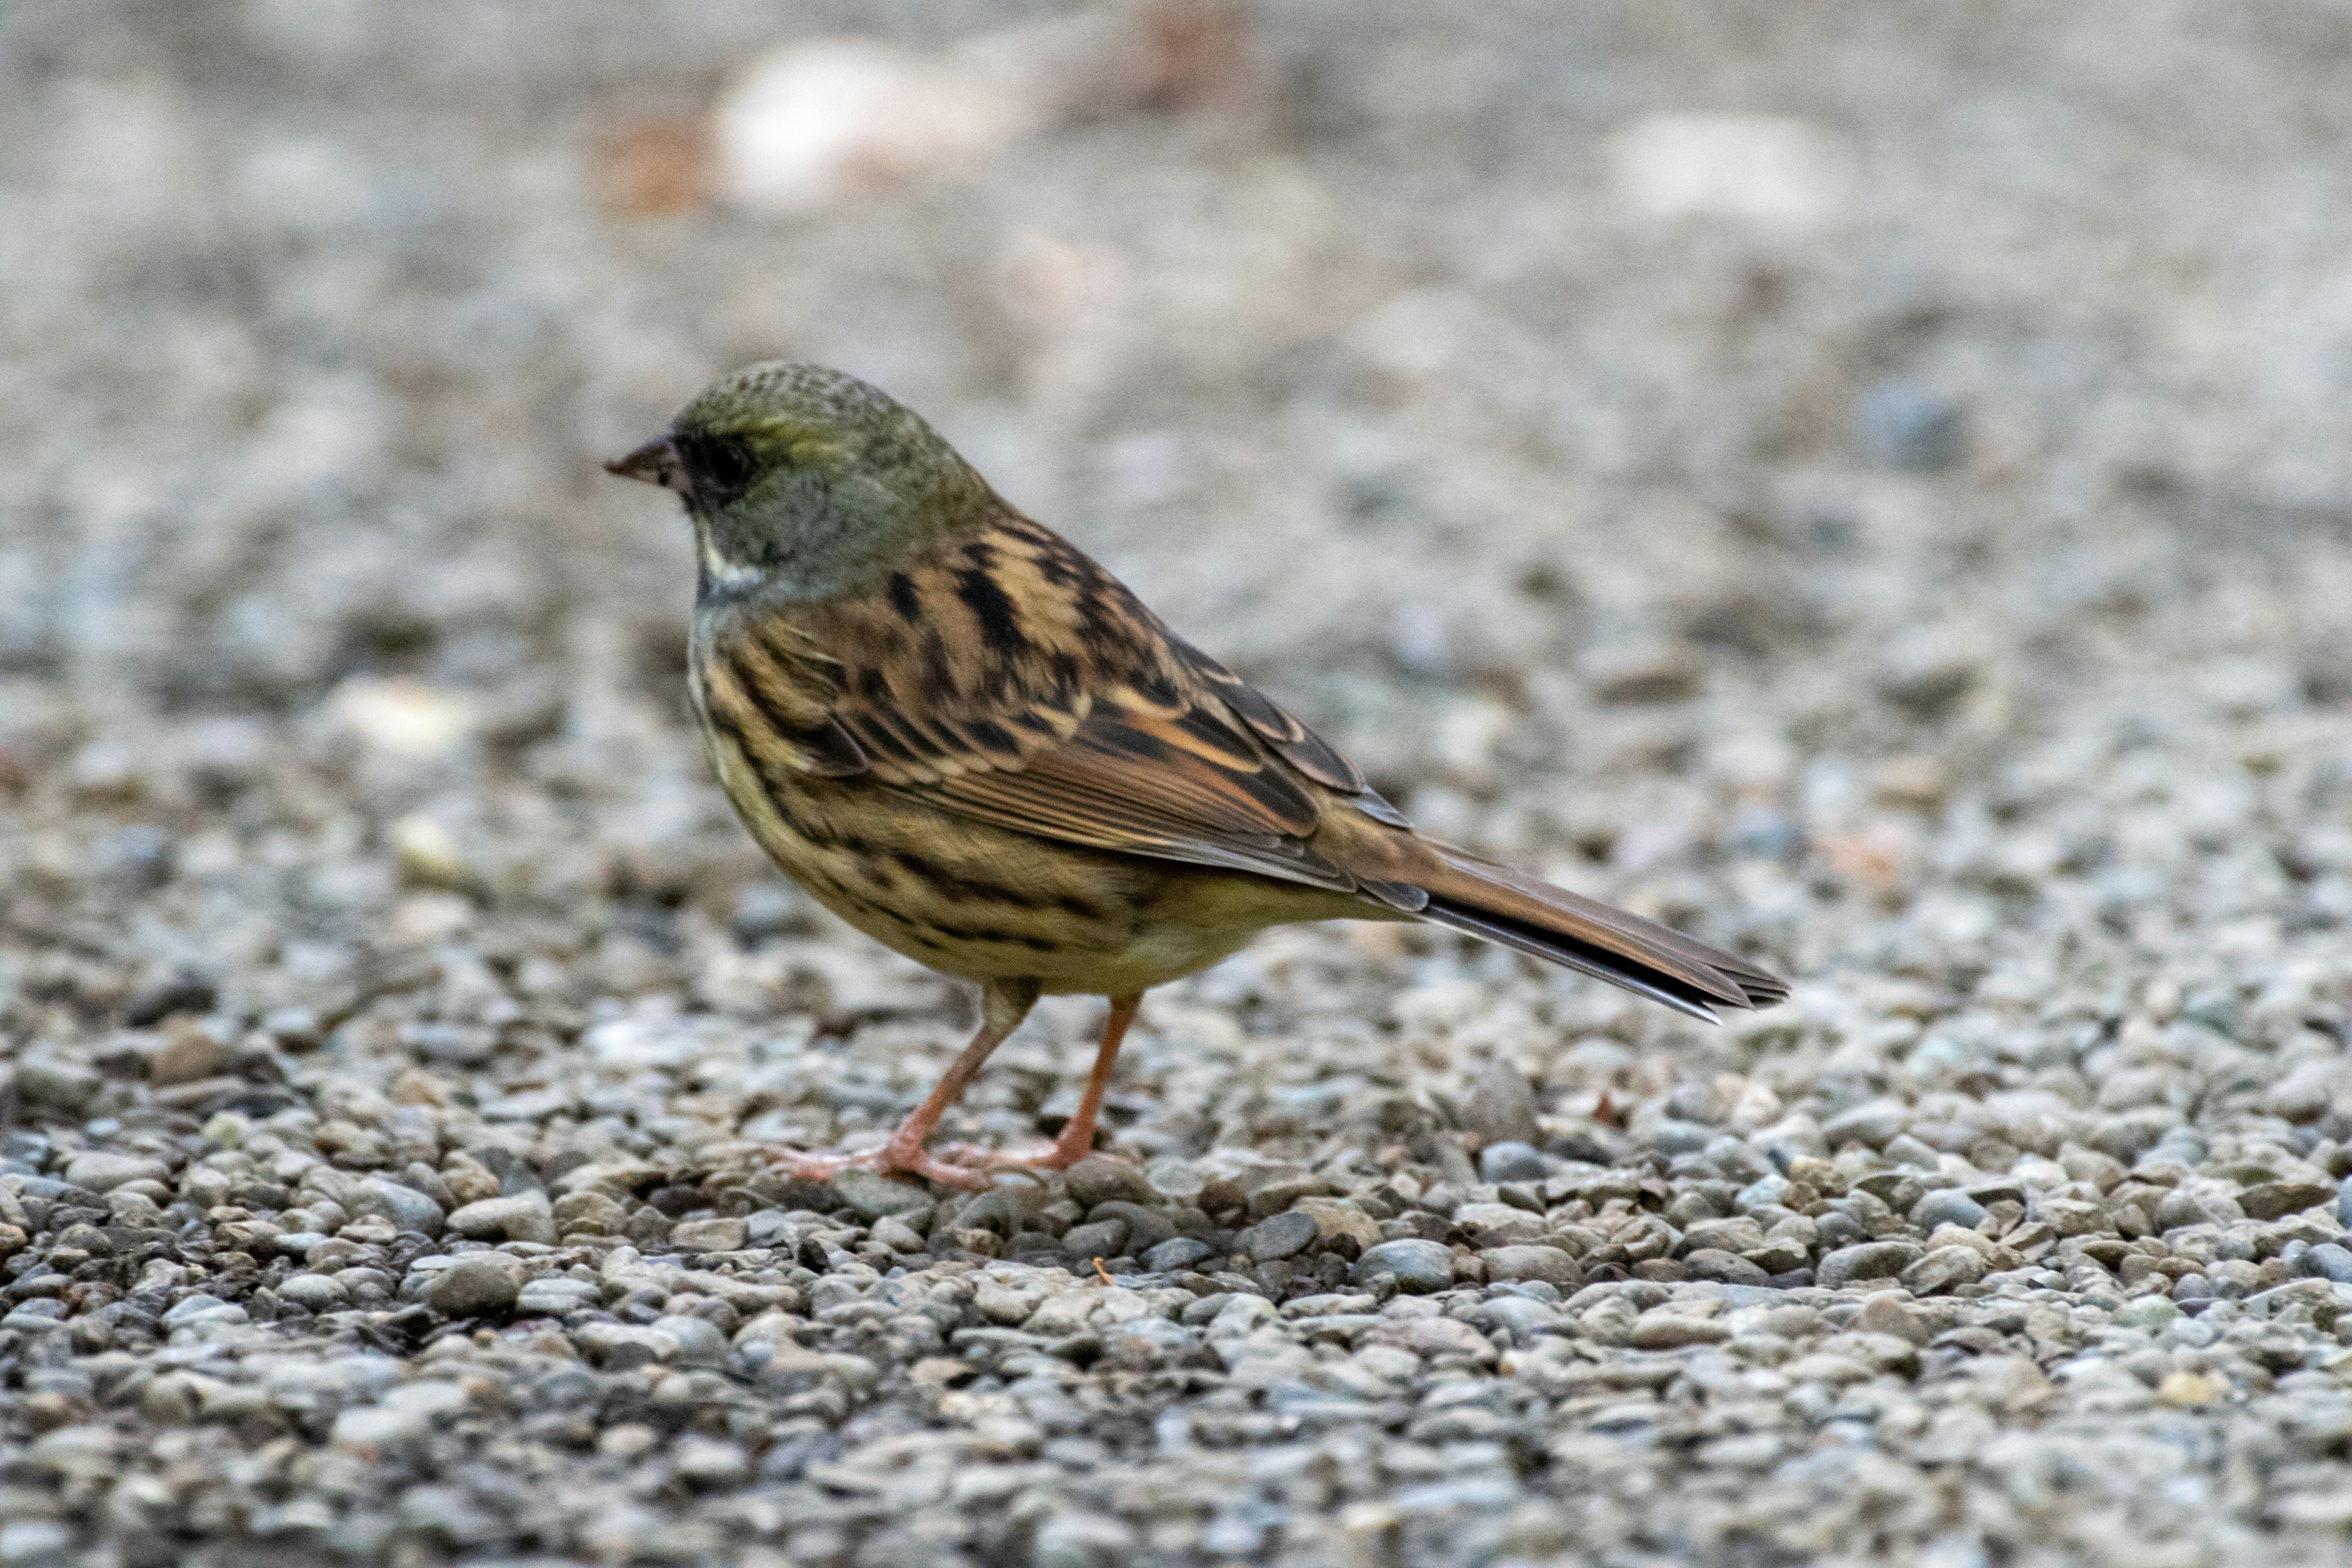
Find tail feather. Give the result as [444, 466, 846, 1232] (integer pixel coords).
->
[1408, 845, 1787, 1021]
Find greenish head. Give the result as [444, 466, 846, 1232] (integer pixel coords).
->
[606, 362, 987, 602]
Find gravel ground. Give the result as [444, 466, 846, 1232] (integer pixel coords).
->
[11, 3, 2352, 1565]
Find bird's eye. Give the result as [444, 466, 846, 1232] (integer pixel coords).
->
[675, 432, 760, 509]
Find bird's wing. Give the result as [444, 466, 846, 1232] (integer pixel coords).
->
[698, 513, 1407, 895]
[699, 510, 1786, 1018]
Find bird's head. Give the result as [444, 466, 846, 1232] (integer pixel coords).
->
[606, 361, 986, 602]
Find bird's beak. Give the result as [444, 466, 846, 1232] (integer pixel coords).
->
[604, 436, 687, 493]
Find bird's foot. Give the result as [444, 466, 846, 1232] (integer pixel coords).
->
[768, 1140, 998, 1191]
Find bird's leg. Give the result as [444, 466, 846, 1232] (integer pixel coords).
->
[771, 978, 1039, 1190]
[933, 992, 1141, 1174]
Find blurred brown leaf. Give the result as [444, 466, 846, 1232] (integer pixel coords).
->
[598, 118, 712, 217]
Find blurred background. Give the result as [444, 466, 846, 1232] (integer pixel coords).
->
[7, 0, 2352, 1033]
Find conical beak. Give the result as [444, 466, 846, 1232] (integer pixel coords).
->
[604, 436, 686, 492]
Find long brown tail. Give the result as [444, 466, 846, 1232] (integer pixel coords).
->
[1396, 840, 1787, 1023]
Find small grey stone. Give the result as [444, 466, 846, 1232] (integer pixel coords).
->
[947, 1188, 1025, 1236]
[62, 1151, 168, 1192]
[1909, 1188, 1989, 1232]
[1478, 1141, 1548, 1183]
[1705, 1136, 1774, 1184]
[1033, 1510, 1137, 1568]
[1481, 1244, 1578, 1287]
[1815, 1210, 1866, 1248]
[1856, 379, 1967, 472]
[1464, 1061, 1542, 1146]
[672, 1436, 751, 1486]
[870, 1216, 924, 1253]
[0, 1521, 75, 1566]
[1648, 1120, 1713, 1156]
[1, 1303, 67, 1331]
[831, 1168, 930, 1219]
[2305, 1243, 2352, 1285]
[2239, 1181, 2335, 1222]
[445, 1196, 556, 1245]
[1628, 1310, 1731, 1349]
[427, 1253, 524, 1317]
[1882, 1133, 1943, 1170]
[1062, 1218, 1129, 1259]
[1822, 1099, 1909, 1151]
[17, 1058, 100, 1112]
[2155, 1188, 2230, 1231]
[160, 1294, 233, 1327]
[2338, 1174, 2352, 1229]
[278, 1274, 349, 1312]
[575, 1322, 677, 1370]
[651, 1314, 728, 1365]
[1584, 641, 1703, 704]
[1353, 1238, 1455, 1294]
[1902, 1246, 1988, 1295]
[1814, 1242, 1923, 1290]
[670, 1216, 749, 1253]
[1683, 1248, 1772, 1286]
[2173, 1273, 2214, 1303]
[353, 1178, 445, 1237]
[1241, 1211, 1318, 1261]
[1088, 1200, 1174, 1254]
[1065, 1155, 1155, 1209]
[516, 1278, 600, 1316]
[1144, 1237, 1213, 1272]
[1854, 1294, 1929, 1344]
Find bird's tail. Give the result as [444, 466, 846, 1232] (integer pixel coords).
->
[1406, 846, 1787, 1023]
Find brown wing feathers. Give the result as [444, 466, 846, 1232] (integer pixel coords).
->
[711, 503, 1784, 1018]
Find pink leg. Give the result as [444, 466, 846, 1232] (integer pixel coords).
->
[933, 992, 1142, 1173]
[771, 979, 1039, 1190]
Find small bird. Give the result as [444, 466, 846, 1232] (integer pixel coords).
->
[608, 363, 1784, 1187]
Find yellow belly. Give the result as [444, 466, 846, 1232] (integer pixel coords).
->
[705, 727, 1368, 994]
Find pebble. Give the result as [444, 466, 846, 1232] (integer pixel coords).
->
[1144, 1237, 1213, 1272]
[669, 1216, 749, 1253]
[1856, 379, 1969, 472]
[1477, 1141, 1548, 1183]
[1480, 1244, 1580, 1287]
[0, 1523, 74, 1565]
[1628, 1310, 1730, 1349]
[1353, 1239, 1455, 1293]
[1909, 1188, 1989, 1231]
[1815, 1242, 1923, 1290]
[1065, 1156, 1156, 1209]
[445, 1196, 557, 1244]
[650, 1314, 729, 1365]
[62, 1151, 167, 1192]
[279, 1274, 349, 1312]
[1061, 1218, 1128, 1259]
[1821, 1099, 1909, 1150]
[575, 1324, 677, 1371]
[830, 1169, 931, 1219]
[516, 1278, 600, 1316]
[427, 1254, 525, 1317]
[1463, 1061, 1542, 1146]
[1240, 1211, 1319, 1261]
[353, 1178, 445, 1237]
[1902, 1246, 1988, 1294]
[149, 1025, 232, 1087]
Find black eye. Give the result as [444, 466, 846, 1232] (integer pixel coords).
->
[674, 432, 760, 509]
